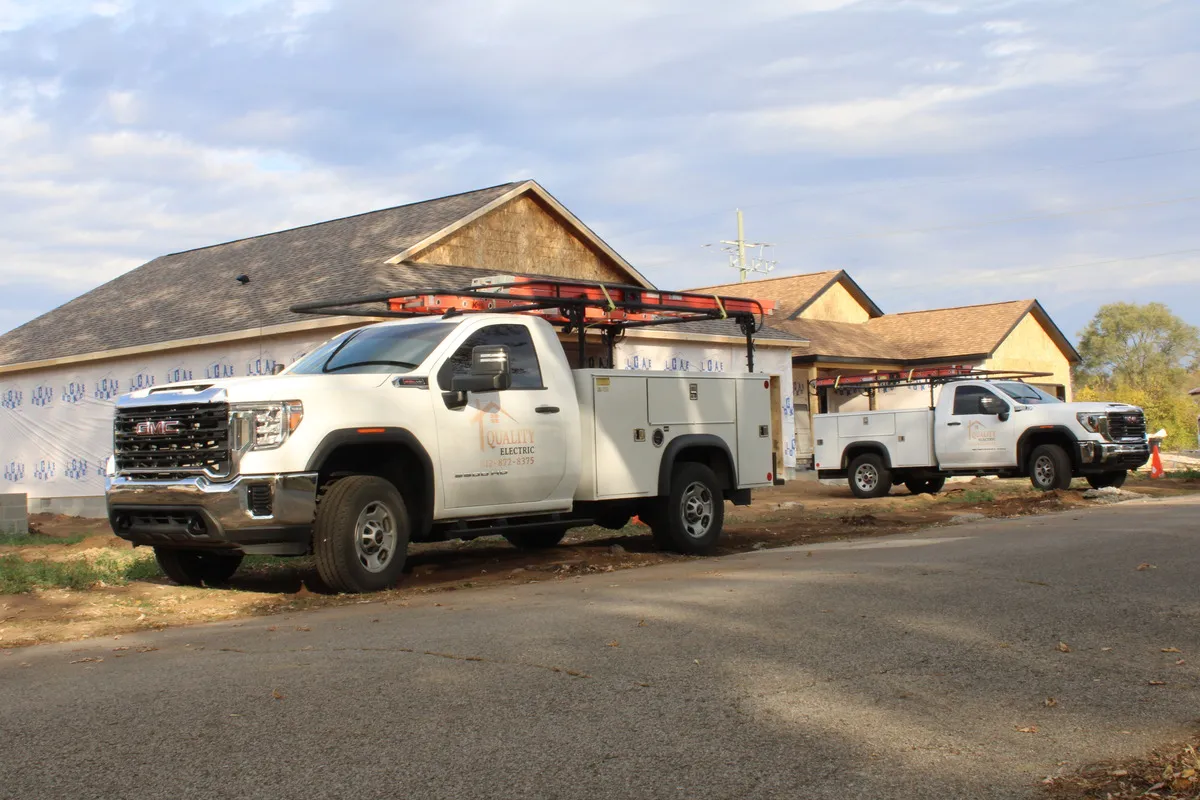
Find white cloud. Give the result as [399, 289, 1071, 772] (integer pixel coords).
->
[0, 0, 1196, 342]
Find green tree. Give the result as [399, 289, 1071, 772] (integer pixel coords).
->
[1075, 302, 1200, 451]
[1075, 383, 1197, 451]
[1075, 302, 1200, 388]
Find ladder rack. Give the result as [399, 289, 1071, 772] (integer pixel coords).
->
[810, 367, 1054, 411]
[810, 366, 1052, 393]
[291, 276, 775, 371]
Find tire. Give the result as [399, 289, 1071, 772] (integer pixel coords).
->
[1086, 471, 1127, 490]
[904, 477, 946, 495]
[313, 476, 411, 594]
[639, 504, 673, 550]
[848, 453, 891, 498]
[648, 462, 725, 555]
[1029, 444, 1073, 491]
[503, 528, 567, 549]
[154, 548, 243, 587]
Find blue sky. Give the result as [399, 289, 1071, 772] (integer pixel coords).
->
[0, 0, 1197, 344]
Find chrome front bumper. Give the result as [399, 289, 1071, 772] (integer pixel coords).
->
[105, 472, 318, 554]
[1077, 441, 1150, 470]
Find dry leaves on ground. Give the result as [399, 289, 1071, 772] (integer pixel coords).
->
[1043, 740, 1200, 799]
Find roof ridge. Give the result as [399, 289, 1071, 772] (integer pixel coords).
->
[876, 298, 1034, 318]
[689, 269, 841, 291]
[160, 180, 528, 259]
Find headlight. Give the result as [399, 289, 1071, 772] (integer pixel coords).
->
[104, 455, 116, 477]
[234, 401, 303, 450]
[1076, 412, 1109, 439]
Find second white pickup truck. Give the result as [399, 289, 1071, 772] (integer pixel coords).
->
[105, 279, 778, 592]
[812, 370, 1149, 497]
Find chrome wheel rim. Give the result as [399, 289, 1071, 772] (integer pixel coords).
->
[680, 481, 714, 538]
[854, 463, 879, 493]
[355, 501, 397, 573]
[1034, 455, 1055, 487]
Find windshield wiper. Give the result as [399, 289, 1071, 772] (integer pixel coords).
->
[324, 360, 421, 373]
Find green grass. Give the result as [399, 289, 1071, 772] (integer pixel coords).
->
[0, 553, 161, 594]
[0, 532, 87, 547]
[1166, 469, 1200, 480]
[949, 489, 997, 504]
[240, 554, 313, 572]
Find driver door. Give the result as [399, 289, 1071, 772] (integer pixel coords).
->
[430, 323, 569, 513]
[937, 385, 1016, 469]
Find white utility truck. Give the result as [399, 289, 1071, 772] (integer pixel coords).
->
[811, 367, 1149, 498]
[105, 278, 779, 592]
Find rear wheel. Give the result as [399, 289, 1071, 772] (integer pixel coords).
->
[154, 548, 243, 587]
[503, 528, 567, 549]
[649, 463, 725, 555]
[849, 453, 891, 498]
[313, 476, 410, 593]
[1086, 471, 1127, 489]
[1029, 444, 1073, 491]
[904, 477, 946, 495]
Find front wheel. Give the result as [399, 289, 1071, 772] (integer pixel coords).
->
[1029, 444, 1073, 491]
[1086, 471, 1127, 490]
[649, 463, 725, 555]
[504, 528, 567, 549]
[154, 548, 243, 587]
[313, 476, 411, 593]
[848, 453, 891, 498]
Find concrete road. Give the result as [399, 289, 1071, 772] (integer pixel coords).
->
[2, 497, 1198, 799]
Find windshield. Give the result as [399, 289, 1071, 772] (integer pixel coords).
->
[288, 323, 454, 375]
[995, 382, 1061, 404]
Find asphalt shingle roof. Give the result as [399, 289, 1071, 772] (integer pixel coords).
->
[863, 300, 1036, 360]
[0, 182, 524, 367]
[691, 270, 883, 319]
[777, 317, 905, 361]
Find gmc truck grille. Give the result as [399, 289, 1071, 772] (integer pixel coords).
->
[114, 403, 231, 479]
[1107, 411, 1147, 441]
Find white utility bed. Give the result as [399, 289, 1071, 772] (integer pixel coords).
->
[572, 370, 774, 501]
[813, 408, 935, 471]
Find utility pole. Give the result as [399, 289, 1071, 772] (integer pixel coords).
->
[705, 209, 777, 282]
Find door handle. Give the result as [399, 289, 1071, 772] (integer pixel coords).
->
[946, 421, 962, 427]
[536, 406, 560, 414]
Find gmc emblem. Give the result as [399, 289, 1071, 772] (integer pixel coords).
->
[133, 420, 181, 436]
[1125, 415, 1140, 424]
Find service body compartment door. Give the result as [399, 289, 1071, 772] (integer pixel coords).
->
[647, 378, 735, 425]
[888, 410, 935, 468]
[592, 375, 659, 498]
[837, 412, 896, 438]
[735, 377, 774, 487]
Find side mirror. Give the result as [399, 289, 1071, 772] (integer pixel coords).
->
[450, 345, 512, 394]
[979, 395, 1009, 421]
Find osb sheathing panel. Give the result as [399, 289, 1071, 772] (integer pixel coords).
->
[983, 313, 1074, 400]
[798, 281, 874, 323]
[410, 194, 630, 282]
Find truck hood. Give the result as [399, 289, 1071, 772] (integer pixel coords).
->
[1059, 401, 1143, 414]
[118, 372, 395, 406]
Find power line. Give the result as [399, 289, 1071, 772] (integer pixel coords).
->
[805, 194, 1200, 243]
[614, 144, 1200, 239]
[883, 247, 1200, 296]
